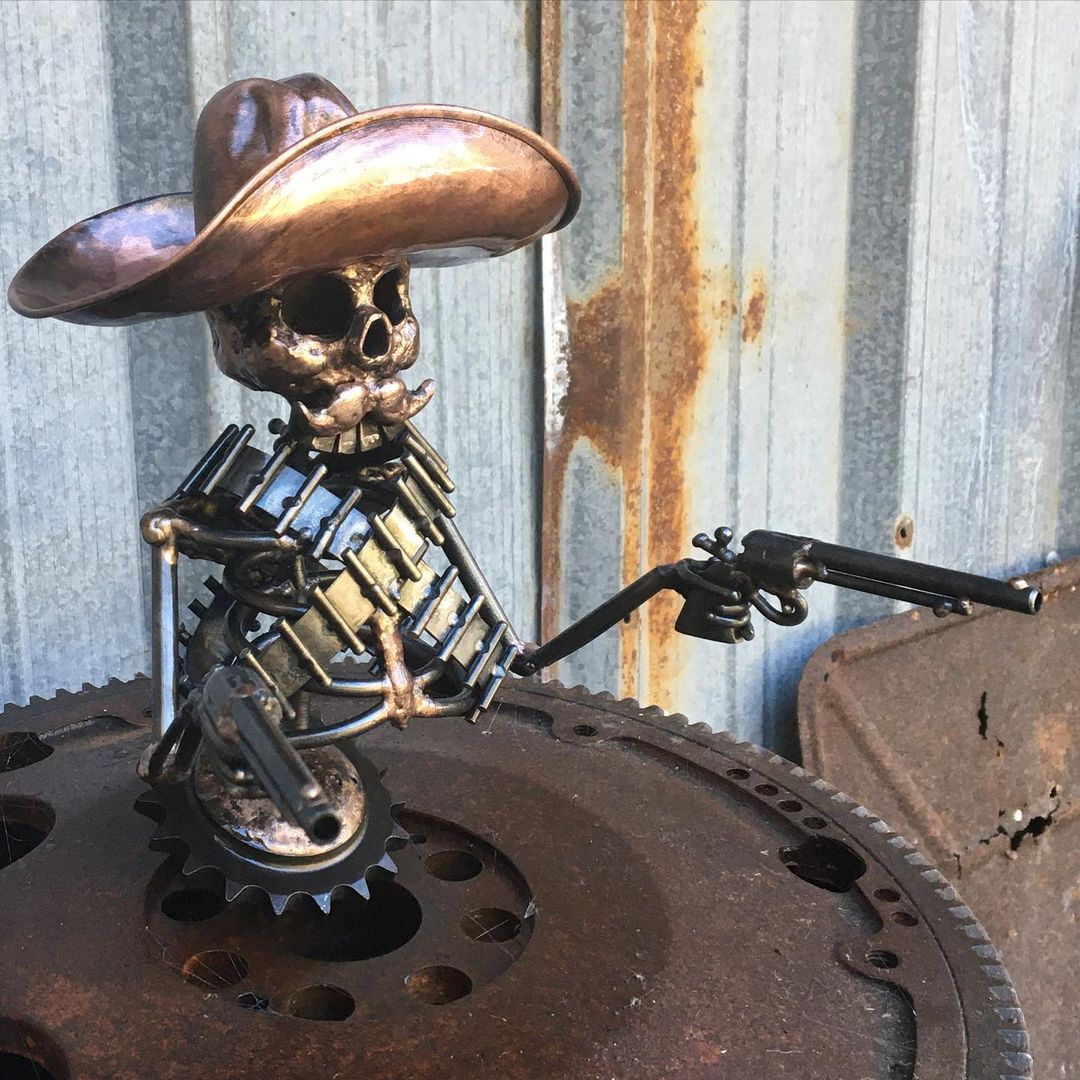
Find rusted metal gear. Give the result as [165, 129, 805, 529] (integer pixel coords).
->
[136, 741, 408, 914]
[0, 676, 1029, 1079]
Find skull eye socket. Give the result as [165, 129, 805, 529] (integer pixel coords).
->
[279, 275, 355, 340]
[373, 267, 408, 326]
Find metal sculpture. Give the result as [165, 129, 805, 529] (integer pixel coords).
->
[7, 74, 1041, 915]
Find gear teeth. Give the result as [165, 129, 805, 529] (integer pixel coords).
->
[270, 893, 288, 916]
[182, 853, 208, 877]
[224, 879, 243, 902]
[352, 878, 371, 901]
[313, 892, 332, 914]
[377, 852, 398, 874]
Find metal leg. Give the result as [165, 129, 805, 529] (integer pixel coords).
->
[151, 540, 179, 740]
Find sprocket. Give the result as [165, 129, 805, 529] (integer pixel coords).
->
[135, 739, 409, 915]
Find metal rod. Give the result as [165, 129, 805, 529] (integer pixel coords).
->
[518, 563, 681, 673]
[437, 514, 523, 647]
[151, 541, 179, 739]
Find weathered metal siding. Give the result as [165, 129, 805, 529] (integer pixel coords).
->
[1, 0, 1078, 754]
[541, 0, 1080, 755]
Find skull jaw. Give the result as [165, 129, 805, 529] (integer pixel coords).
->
[292, 375, 435, 437]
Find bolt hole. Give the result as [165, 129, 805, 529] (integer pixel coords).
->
[425, 850, 482, 881]
[0, 797, 54, 870]
[866, 949, 900, 970]
[283, 881, 421, 962]
[0, 1020, 67, 1080]
[161, 887, 225, 922]
[287, 985, 354, 1021]
[236, 992, 270, 1012]
[0, 733, 53, 773]
[406, 965, 472, 1005]
[778, 799, 802, 812]
[755, 783, 779, 796]
[182, 950, 248, 990]
[0, 1053, 60, 1080]
[803, 816, 827, 830]
[874, 887, 901, 903]
[573, 724, 598, 737]
[460, 908, 522, 943]
[311, 814, 341, 844]
[779, 836, 867, 893]
[890, 911, 919, 927]
[726, 768, 750, 780]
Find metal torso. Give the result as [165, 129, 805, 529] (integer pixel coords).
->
[161, 419, 520, 739]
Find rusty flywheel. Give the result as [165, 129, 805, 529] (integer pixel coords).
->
[0, 677, 1028, 1079]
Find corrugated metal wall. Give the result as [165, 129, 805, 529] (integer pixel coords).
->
[2, 0, 1077, 755]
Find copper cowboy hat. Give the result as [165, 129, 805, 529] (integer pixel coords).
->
[8, 73, 580, 325]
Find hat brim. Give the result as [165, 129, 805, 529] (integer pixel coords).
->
[9, 105, 580, 325]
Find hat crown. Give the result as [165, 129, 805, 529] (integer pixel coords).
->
[193, 74, 357, 230]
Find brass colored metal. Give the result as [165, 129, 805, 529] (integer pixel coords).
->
[209, 255, 434, 437]
[8, 74, 580, 324]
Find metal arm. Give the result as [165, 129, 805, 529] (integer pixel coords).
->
[516, 526, 1042, 675]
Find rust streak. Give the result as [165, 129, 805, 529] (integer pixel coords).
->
[643, 0, 713, 708]
[741, 271, 768, 344]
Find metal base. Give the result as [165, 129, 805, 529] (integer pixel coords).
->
[0, 677, 1027, 1079]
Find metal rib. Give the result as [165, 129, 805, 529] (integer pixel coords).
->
[311, 586, 365, 654]
[239, 440, 296, 513]
[174, 425, 239, 497]
[342, 549, 398, 616]
[273, 463, 328, 535]
[278, 619, 332, 687]
[201, 424, 255, 494]
[311, 487, 363, 559]
[371, 514, 423, 581]
[403, 452, 456, 517]
[437, 595, 484, 662]
[407, 565, 460, 636]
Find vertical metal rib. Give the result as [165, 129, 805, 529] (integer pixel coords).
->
[371, 514, 423, 581]
[239, 440, 296, 513]
[311, 586, 366, 654]
[151, 541, 179, 739]
[402, 452, 456, 517]
[201, 424, 255, 494]
[437, 595, 485, 662]
[403, 420, 451, 475]
[273, 463, 328, 535]
[278, 619, 332, 687]
[342, 550, 398, 616]
[406, 565, 460, 636]
[311, 487, 364, 559]
[393, 476, 445, 544]
[464, 621, 508, 686]
[173, 425, 239, 497]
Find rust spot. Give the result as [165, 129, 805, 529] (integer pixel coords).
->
[894, 513, 915, 550]
[741, 272, 768, 343]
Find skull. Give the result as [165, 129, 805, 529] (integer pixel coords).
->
[206, 255, 433, 437]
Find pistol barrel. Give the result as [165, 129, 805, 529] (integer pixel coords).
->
[803, 538, 1042, 616]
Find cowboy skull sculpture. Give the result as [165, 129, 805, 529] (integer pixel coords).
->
[8, 73, 1041, 914]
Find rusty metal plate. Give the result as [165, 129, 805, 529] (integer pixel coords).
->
[799, 556, 1080, 1078]
[0, 677, 1026, 1078]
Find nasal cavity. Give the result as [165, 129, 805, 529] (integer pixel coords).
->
[361, 316, 391, 359]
